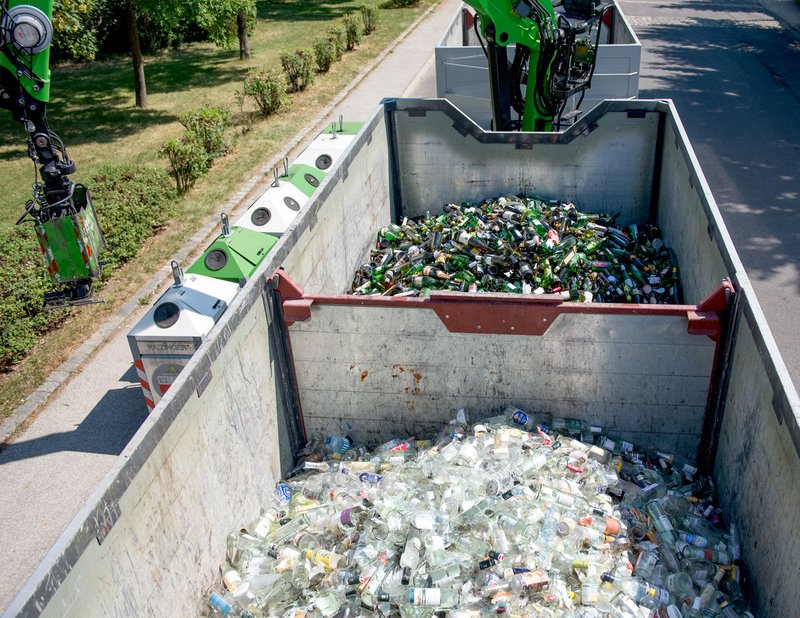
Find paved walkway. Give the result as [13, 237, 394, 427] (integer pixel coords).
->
[0, 0, 458, 611]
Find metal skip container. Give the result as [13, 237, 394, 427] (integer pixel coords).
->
[9, 101, 800, 618]
[435, 2, 641, 128]
[127, 262, 239, 411]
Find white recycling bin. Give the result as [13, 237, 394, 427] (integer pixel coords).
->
[234, 181, 309, 237]
[293, 132, 357, 173]
[127, 263, 240, 411]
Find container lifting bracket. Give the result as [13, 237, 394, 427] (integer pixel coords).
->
[687, 280, 735, 341]
[272, 270, 313, 326]
[428, 292, 563, 336]
[273, 270, 737, 340]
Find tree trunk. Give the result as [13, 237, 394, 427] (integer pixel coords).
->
[126, 0, 147, 108]
[237, 9, 251, 60]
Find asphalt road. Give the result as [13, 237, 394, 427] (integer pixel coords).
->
[0, 0, 798, 612]
[617, 0, 800, 381]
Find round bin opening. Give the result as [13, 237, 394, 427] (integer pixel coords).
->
[284, 197, 301, 212]
[315, 154, 333, 170]
[154, 302, 180, 329]
[205, 249, 228, 272]
[252, 207, 272, 226]
[304, 173, 320, 188]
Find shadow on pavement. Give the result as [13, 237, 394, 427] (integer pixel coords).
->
[0, 365, 148, 464]
[634, 16, 800, 292]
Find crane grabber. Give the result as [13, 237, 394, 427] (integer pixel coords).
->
[0, 0, 105, 309]
[462, 0, 613, 131]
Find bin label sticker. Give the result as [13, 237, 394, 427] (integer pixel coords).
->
[152, 364, 183, 396]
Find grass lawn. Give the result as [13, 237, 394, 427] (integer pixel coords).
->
[0, 0, 436, 420]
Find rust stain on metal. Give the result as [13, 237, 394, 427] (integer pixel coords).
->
[360, 371, 369, 382]
[413, 372, 422, 382]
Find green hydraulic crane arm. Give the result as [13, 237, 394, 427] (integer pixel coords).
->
[1, 1, 105, 307]
[0, 0, 51, 104]
[463, 0, 559, 131]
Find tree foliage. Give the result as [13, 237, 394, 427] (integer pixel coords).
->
[52, 0, 116, 62]
[50, 0, 261, 62]
[51, 0, 205, 61]
[196, 0, 256, 51]
[133, 0, 201, 52]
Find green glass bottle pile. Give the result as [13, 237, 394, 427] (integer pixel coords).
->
[206, 409, 752, 618]
[348, 195, 683, 303]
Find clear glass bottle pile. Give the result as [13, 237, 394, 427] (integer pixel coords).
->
[347, 196, 682, 303]
[206, 409, 751, 618]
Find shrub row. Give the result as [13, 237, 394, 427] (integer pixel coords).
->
[242, 6, 380, 118]
[0, 165, 177, 370]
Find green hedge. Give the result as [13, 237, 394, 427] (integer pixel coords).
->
[91, 165, 178, 268]
[313, 37, 336, 73]
[0, 228, 67, 369]
[326, 24, 346, 61]
[180, 106, 231, 160]
[342, 14, 363, 51]
[162, 105, 232, 194]
[160, 135, 211, 194]
[360, 5, 380, 34]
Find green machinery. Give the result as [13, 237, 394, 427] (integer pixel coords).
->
[187, 214, 277, 285]
[462, 0, 611, 131]
[1, 0, 105, 306]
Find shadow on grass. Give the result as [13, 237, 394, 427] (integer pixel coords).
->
[257, 0, 360, 22]
[0, 47, 248, 157]
[0, 107, 178, 159]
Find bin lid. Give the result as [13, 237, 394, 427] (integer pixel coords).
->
[320, 120, 364, 136]
[128, 273, 239, 340]
[287, 163, 326, 197]
[294, 134, 356, 171]
[186, 226, 277, 284]
[235, 183, 308, 236]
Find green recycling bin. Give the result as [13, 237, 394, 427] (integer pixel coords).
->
[187, 214, 277, 285]
[286, 163, 327, 197]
